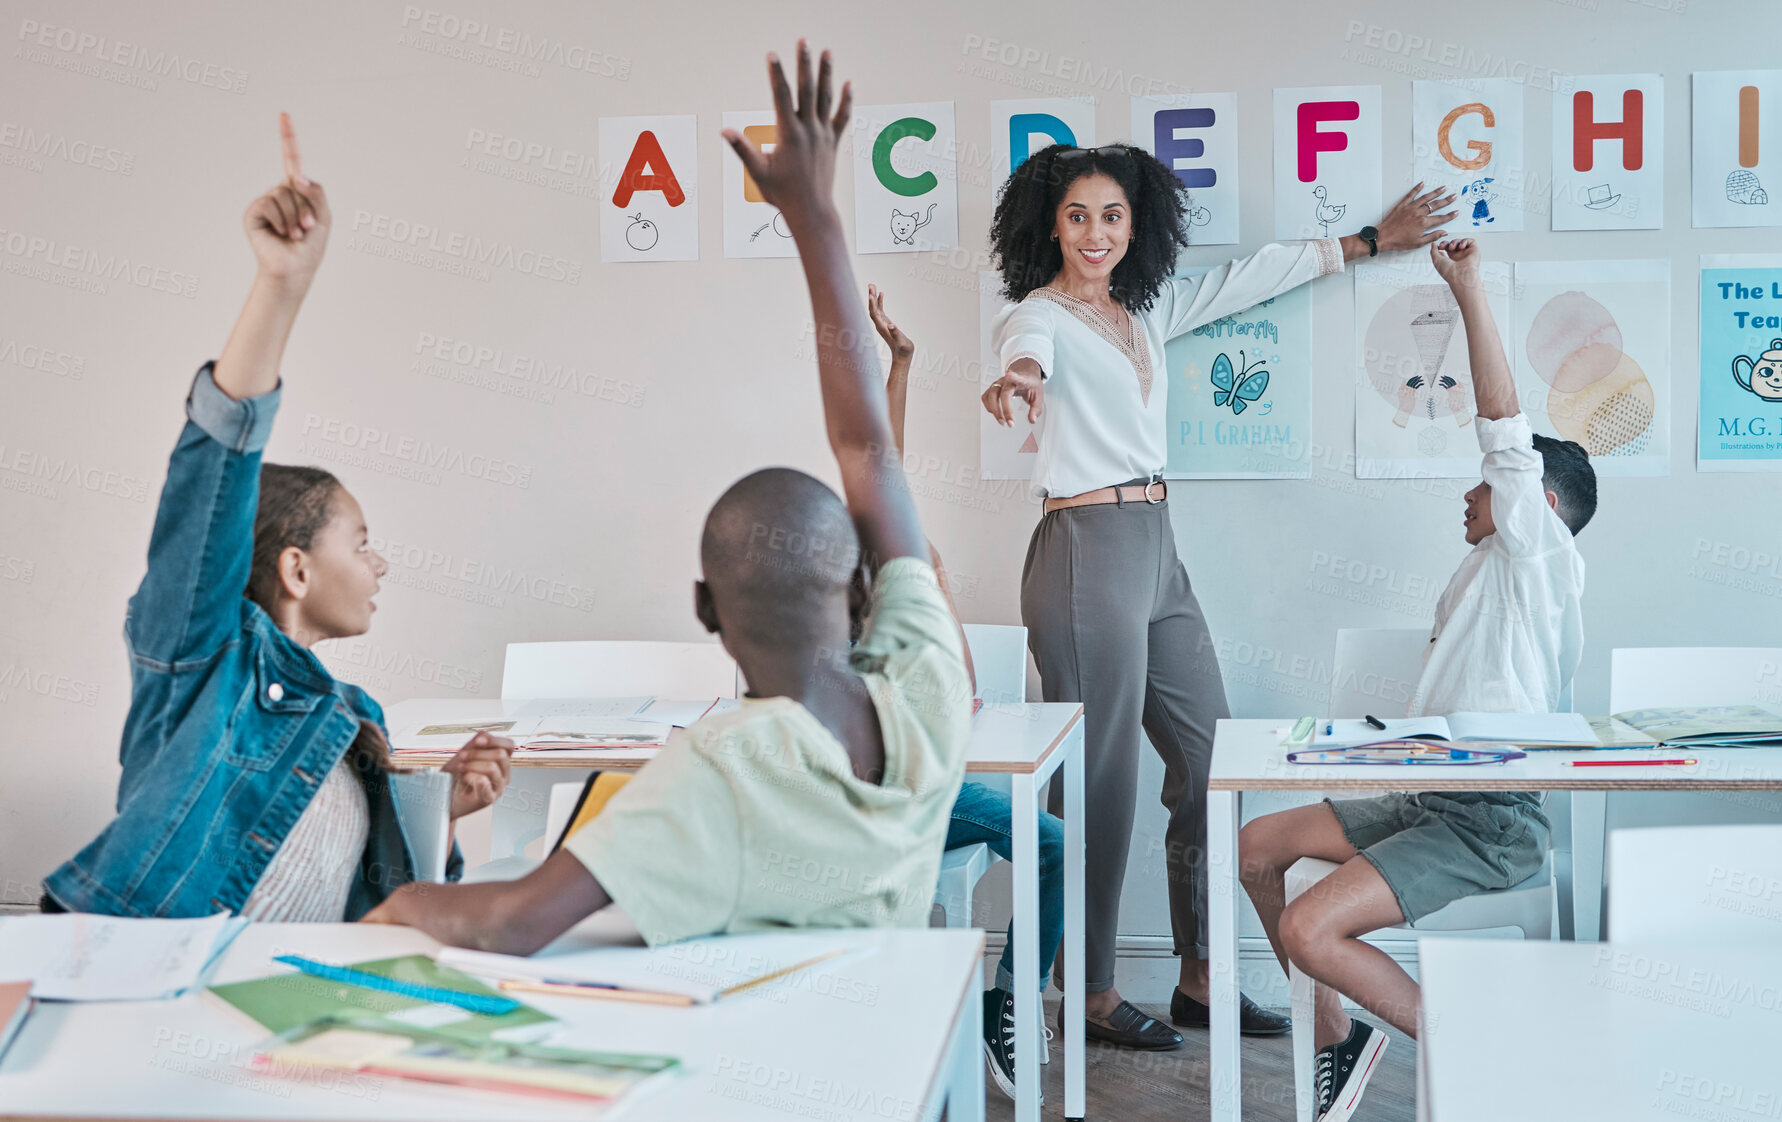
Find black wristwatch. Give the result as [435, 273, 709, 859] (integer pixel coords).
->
[1359, 225, 1380, 257]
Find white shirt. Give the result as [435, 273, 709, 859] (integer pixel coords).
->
[992, 239, 1344, 498]
[1410, 414, 1586, 718]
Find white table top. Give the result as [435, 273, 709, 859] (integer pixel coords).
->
[1420, 938, 1782, 1122]
[384, 698, 1084, 775]
[1209, 718, 1782, 791]
[0, 916, 984, 1121]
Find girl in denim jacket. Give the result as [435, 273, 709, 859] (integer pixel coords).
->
[44, 118, 510, 920]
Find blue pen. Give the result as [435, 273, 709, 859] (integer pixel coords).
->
[273, 954, 520, 1017]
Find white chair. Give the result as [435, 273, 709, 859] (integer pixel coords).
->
[1578, 647, 1782, 940]
[1607, 824, 1782, 941]
[1329, 628, 1429, 718]
[933, 625, 1027, 936]
[1284, 853, 1556, 1122]
[460, 780, 589, 884]
[500, 640, 740, 701]
[481, 640, 741, 868]
[1281, 628, 1557, 1122]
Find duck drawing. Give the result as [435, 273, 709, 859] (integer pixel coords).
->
[1312, 185, 1346, 236]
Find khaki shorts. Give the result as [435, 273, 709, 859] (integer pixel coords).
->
[1325, 793, 1549, 924]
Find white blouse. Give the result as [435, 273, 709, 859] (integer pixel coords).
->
[992, 239, 1344, 499]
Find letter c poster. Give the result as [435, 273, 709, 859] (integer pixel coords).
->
[1273, 85, 1382, 241]
[852, 101, 959, 254]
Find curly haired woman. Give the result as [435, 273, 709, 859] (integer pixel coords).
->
[984, 143, 1452, 1048]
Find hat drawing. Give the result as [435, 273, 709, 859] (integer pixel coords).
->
[1583, 183, 1621, 210]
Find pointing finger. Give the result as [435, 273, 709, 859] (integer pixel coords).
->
[279, 112, 308, 186]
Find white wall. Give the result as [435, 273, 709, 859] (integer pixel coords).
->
[4, 0, 1779, 945]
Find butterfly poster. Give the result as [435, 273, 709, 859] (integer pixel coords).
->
[1163, 270, 1312, 479]
[1354, 258, 1512, 479]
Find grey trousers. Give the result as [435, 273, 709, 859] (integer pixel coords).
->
[1021, 495, 1229, 991]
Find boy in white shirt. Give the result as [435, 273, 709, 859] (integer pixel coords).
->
[1237, 237, 1597, 1122]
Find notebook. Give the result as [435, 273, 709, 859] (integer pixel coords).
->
[0, 981, 32, 1064]
[0, 912, 246, 1001]
[1315, 711, 1599, 748]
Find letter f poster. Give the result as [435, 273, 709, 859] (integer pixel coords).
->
[1700, 254, 1782, 471]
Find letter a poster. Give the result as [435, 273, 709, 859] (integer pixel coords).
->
[1700, 254, 1782, 471]
[1163, 271, 1312, 478]
[599, 115, 699, 262]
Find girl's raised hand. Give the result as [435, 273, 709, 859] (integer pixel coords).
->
[244, 113, 332, 287]
[867, 284, 914, 358]
[721, 41, 851, 230]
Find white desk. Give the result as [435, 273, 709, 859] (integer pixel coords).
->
[1204, 718, 1782, 1122]
[1419, 938, 1782, 1122]
[0, 919, 985, 1122]
[383, 698, 1088, 1122]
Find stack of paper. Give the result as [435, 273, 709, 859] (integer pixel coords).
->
[0, 912, 246, 1001]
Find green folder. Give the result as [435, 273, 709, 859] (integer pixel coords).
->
[209, 954, 555, 1046]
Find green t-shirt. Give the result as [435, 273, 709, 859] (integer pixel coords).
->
[564, 557, 973, 945]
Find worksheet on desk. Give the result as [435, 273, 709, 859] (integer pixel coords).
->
[0, 912, 244, 1001]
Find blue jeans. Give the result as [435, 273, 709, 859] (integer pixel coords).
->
[944, 780, 1064, 995]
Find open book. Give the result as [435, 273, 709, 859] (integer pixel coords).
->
[1602, 705, 1782, 748]
[1316, 711, 1599, 748]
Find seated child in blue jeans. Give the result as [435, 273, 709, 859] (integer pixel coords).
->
[866, 284, 1066, 1102]
[1238, 237, 1597, 1122]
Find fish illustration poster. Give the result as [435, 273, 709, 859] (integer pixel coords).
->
[1699, 254, 1782, 472]
[1164, 270, 1312, 479]
[1354, 258, 1513, 479]
[1512, 259, 1671, 477]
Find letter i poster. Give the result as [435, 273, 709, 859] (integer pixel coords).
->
[1700, 254, 1782, 471]
[1163, 271, 1312, 478]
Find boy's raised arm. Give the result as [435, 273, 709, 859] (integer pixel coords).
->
[1431, 237, 1516, 421]
[723, 43, 927, 565]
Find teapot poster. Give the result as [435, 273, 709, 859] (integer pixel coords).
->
[1164, 269, 1312, 479]
[1700, 254, 1782, 472]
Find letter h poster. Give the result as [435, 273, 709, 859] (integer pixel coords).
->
[1700, 254, 1782, 471]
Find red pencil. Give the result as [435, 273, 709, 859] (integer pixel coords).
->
[1562, 758, 1697, 767]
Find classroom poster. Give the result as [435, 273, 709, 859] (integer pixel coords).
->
[979, 270, 1036, 481]
[1354, 258, 1513, 479]
[990, 97, 1094, 199]
[1163, 272, 1311, 478]
[1551, 75, 1664, 231]
[852, 101, 959, 254]
[1273, 85, 1382, 242]
[1512, 259, 1671, 477]
[1692, 71, 1782, 230]
[1412, 79, 1526, 232]
[1130, 93, 1240, 246]
[721, 110, 796, 259]
[598, 115, 699, 262]
[1698, 254, 1782, 471]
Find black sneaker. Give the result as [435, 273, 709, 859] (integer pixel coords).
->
[1170, 987, 1292, 1036]
[1314, 1019, 1388, 1122]
[981, 987, 1043, 1103]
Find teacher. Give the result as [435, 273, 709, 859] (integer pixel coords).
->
[985, 144, 1452, 1048]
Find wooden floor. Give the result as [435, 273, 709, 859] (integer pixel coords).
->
[983, 1000, 1416, 1122]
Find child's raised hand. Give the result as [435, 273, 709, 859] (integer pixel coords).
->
[867, 284, 914, 358]
[1430, 237, 1481, 288]
[243, 113, 331, 287]
[722, 41, 851, 229]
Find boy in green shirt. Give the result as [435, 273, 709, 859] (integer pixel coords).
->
[366, 42, 972, 952]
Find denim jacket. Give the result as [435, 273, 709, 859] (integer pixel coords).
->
[44, 364, 460, 918]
